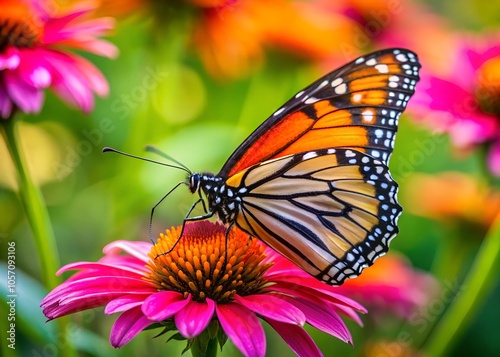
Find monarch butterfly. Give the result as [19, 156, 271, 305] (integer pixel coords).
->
[105, 48, 420, 286]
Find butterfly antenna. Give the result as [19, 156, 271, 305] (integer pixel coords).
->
[145, 145, 191, 173]
[102, 147, 191, 174]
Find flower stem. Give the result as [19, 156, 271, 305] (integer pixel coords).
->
[1, 118, 60, 288]
[422, 211, 500, 356]
[1, 118, 77, 357]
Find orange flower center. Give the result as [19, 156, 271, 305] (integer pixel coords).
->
[0, 0, 43, 50]
[145, 222, 273, 303]
[477, 56, 500, 117]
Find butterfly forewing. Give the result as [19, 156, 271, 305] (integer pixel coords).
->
[219, 48, 420, 177]
[224, 148, 401, 285]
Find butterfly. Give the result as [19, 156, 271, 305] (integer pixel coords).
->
[106, 48, 420, 286]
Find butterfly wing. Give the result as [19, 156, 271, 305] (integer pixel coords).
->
[219, 48, 420, 178]
[225, 148, 401, 285]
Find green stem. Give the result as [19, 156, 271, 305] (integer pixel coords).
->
[422, 212, 500, 356]
[1, 118, 77, 357]
[1, 119, 60, 288]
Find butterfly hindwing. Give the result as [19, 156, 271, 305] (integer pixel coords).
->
[224, 148, 402, 285]
[219, 48, 420, 177]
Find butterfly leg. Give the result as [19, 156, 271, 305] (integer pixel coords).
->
[222, 222, 235, 272]
[154, 200, 214, 259]
[149, 181, 186, 244]
[198, 190, 208, 214]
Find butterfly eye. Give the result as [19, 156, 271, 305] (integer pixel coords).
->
[189, 173, 201, 194]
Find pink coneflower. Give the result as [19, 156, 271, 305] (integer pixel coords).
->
[335, 254, 438, 319]
[41, 221, 366, 357]
[0, 0, 117, 119]
[410, 41, 500, 177]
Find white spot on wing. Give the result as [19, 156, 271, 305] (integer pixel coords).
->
[396, 53, 408, 62]
[318, 80, 329, 89]
[273, 107, 285, 117]
[375, 64, 389, 73]
[345, 150, 355, 158]
[362, 109, 375, 123]
[352, 93, 363, 103]
[366, 58, 377, 66]
[331, 78, 343, 87]
[304, 97, 319, 104]
[334, 83, 347, 95]
[303, 151, 318, 160]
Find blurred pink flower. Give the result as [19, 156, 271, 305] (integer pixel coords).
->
[0, 0, 117, 119]
[336, 0, 459, 76]
[41, 222, 365, 357]
[411, 41, 500, 176]
[335, 254, 438, 319]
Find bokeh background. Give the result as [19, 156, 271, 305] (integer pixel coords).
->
[1, 0, 499, 356]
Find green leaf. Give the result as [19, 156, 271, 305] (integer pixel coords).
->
[217, 326, 228, 351]
[181, 337, 194, 355]
[168, 332, 187, 342]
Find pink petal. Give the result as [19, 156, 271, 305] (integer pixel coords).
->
[467, 46, 500, 70]
[42, 276, 154, 307]
[110, 307, 153, 347]
[235, 294, 305, 325]
[65, 38, 119, 59]
[34, 49, 95, 112]
[103, 240, 152, 262]
[419, 77, 475, 115]
[0, 47, 20, 70]
[282, 296, 352, 344]
[41, 274, 156, 319]
[488, 139, 500, 177]
[266, 319, 323, 357]
[43, 9, 95, 43]
[56, 261, 147, 278]
[15, 49, 52, 88]
[175, 298, 215, 338]
[334, 304, 364, 327]
[68, 54, 109, 96]
[3, 70, 44, 113]
[216, 303, 265, 357]
[0, 81, 14, 118]
[142, 291, 191, 321]
[448, 116, 498, 147]
[269, 281, 366, 313]
[105, 294, 151, 314]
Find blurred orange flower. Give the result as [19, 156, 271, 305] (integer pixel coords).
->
[403, 172, 500, 227]
[337, 0, 459, 76]
[193, 0, 357, 78]
[99, 0, 358, 79]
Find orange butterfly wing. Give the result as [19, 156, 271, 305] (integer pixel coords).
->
[219, 48, 420, 178]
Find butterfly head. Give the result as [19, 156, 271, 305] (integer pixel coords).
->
[188, 173, 201, 194]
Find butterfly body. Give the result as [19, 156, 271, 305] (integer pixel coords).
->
[196, 173, 242, 224]
[181, 48, 420, 285]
